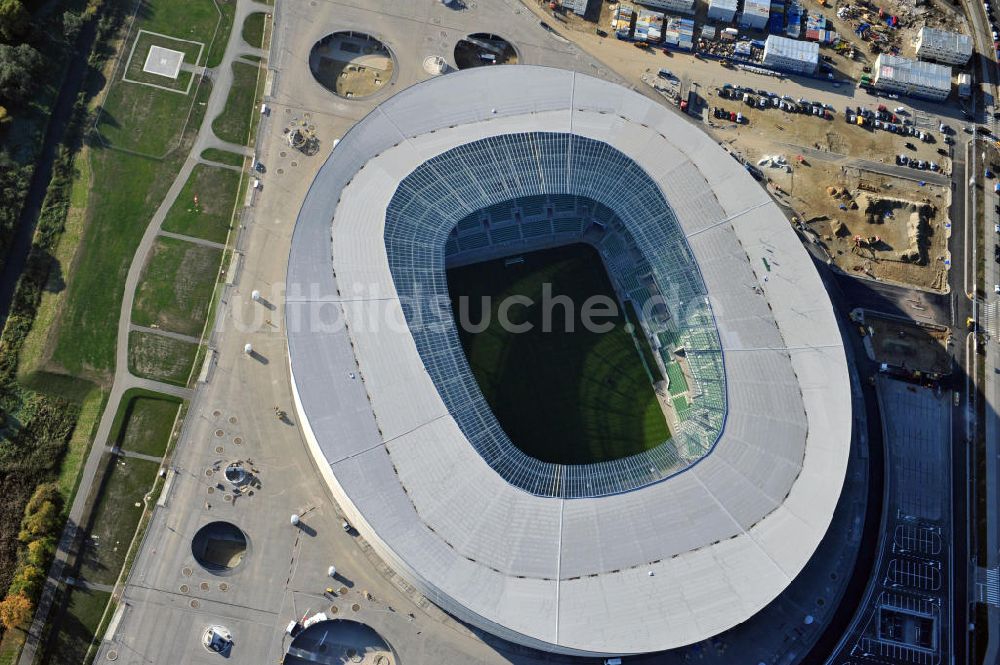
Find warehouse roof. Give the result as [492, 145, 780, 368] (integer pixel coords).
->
[764, 34, 820, 63]
[876, 53, 952, 91]
[286, 65, 852, 656]
[918, 26, 973, 59]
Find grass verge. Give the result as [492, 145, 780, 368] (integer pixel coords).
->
[212, 61, 260, 146]
[199, 147, 245, 168]
[127, 331, 198, 387]
[131, 236, 222, 337]
[36, 586, 110, 665]
[161, 164, 240, 243]
[242, 12, 266, 47]
[77, 455, 160, 585]
[115, 394, 180, 457]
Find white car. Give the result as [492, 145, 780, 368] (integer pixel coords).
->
[995, 223, 1000, 233]
[887, 93, 900, 99]
[995, 284, 1000, 294]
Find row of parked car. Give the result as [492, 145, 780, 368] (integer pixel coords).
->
[895, 154, 940, 172]
[717, 84, 833, 119]
[712, 107, 747, 124]
[844, 104, 937, 142]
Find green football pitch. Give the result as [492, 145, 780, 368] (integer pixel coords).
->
[447, 243, 670, 465]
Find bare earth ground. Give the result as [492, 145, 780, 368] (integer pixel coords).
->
[866, 313, 952, 374]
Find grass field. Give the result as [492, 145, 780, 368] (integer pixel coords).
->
[115, 394, 179, 457]
[131, 237, 222, 337]
[447, 243, 669, 465]
[95, 0, 228, 156]
[78, 455, 160, 585]
[50, 81, 213, 380]
[242, 12, 266, 47]
[199, 147, 245, 167]
[212, 61, 259, 145]
[161, 164, 240, 243]
[37, 586, 110, 665]
[128, 331, 199, 387]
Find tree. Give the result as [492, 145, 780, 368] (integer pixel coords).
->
[26, 537, 55, 567]
[24, 482, 61, 516]
[0, 43, 42, 106]
[62, 10, 82, 43]
[18, 500, 59, 542]
[0, 593, 33, 631]
[0, 0, 27, 42]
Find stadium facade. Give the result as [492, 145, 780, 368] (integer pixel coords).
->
[286, 66, 851, 656]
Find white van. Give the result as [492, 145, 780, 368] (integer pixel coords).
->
[604, 659, 623, 665]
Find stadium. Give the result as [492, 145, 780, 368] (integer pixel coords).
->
[286, 66, 851, 656]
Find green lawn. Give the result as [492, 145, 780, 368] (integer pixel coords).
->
[161, 164, 240, 243]
[131, 237, 222, 337]
[51, 81, 213, 380]
[199, 147, 245, 168]
[242, 12, 266, 48]
[206, 0, 236, 68]
[115, 394, 179, 457]
[128, 331, 199, 387]
[78, 455, 160, 585]
[212, 61, 259, 145]
[447, 243, 669, 465]
[37, 586, 110, 665]
[95, 0, 230, 156]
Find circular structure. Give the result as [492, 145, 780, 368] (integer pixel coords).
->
[453, 33, 517, 69]
[286, 66, 851, 656]
[422, 55, 449, 76]
[285, 620, 394, 665]
[309, 31, 395, 99]
[224, 461, 249, 486]
[191, 521, 248, 574]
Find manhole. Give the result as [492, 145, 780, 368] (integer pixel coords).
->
[200, 582, 210, 591]
[182, 567, 192, 576]
[215, 446, 224, 453]
[330, 605, 338, 614]
[213, 410, 221, 417]
[351, 603, 360, 612]
[205, 469, 214, 477]
[106, 650, 118, 661]
[224, 494, 233, 502]
[215, 429, 224, 437]
[207, 487, 215, 494]
[229, 416, 237, 424]
[277, 168, 284, 175]
[233, 437, 243, 445]
[191, 521, 249, 575]
[180, 584, 189, 593]
[219, 582, 229, 591]
[280, 151, 287, 157]
[339, 587, 347, 595]
[291, 161, 298, 167]
[190, 599, 200, 609]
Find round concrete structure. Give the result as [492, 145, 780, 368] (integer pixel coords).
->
[286, 66, 851, 656]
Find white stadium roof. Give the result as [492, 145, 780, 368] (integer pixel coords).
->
[286, 65, 851, 656]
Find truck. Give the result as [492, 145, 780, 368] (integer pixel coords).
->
[681, 89, 698, 115]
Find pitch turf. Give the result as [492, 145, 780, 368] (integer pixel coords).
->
[447, 243, 669, 465]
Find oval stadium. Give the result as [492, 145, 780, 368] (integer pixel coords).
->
[286, 65, 852, 657]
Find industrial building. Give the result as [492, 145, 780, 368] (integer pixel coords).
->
[872, 53, 952, 101]
[762, 34, 819, 73]
[915, 26, 973, 65]
[636, 0, 696, 15]
[611, 3, 634, 39]
[560, 0, 592, 15]
[739, 0, 771, 29]
[635, 8, 665, 42]
[287, 65, 851, 657]
[707, 0, 738, 22]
